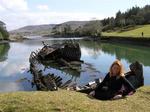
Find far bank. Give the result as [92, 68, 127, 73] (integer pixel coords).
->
[99, 36, 150, 47]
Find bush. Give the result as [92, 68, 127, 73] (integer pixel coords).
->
[0, 32, 3, 40]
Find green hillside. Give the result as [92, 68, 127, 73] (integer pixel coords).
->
[102, 25, 150, 38]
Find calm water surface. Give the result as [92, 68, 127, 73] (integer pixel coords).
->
[0, 37, 150, 92]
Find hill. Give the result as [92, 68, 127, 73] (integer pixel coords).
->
[10, 21, 88, 36]
[10, 24, 55, 36]
[54, 21, 88, 30]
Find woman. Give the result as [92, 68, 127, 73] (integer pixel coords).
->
[89, 60, 136, 100]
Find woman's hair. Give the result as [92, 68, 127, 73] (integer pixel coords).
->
[109, 60, 125, 77]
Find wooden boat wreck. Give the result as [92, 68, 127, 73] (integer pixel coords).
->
[29, 56, 75, 91]
[29, 41, 82, 91]
[37, 41, 81, 61]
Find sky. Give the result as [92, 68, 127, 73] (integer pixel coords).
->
[0, 0, 149, 31]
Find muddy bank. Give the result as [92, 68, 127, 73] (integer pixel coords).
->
[101, 36, 150, 47]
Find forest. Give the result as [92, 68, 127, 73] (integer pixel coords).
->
[101, 5, 150, 31]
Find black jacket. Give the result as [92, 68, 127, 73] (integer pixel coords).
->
[94, 73, 135, 100]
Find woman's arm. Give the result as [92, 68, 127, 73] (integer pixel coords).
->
[89, 73, 110, 97]
[122, 77, 136, 95]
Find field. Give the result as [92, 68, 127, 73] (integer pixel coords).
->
[102, 25, 150, 38]
[0, 86, 150, 112]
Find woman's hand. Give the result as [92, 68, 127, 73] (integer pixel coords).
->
[89, 91, 95, 97]
[112, 94, 123, 100]
[128, 90, 136, 95]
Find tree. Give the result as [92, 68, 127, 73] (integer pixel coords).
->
[81, 20, 102, 37]
[102, 5, 150, 30]
[0, 21, 9, 40]
[0, 32, 3, 39]
[74, 26, 82, 36]
[143, 11, 150, 24]
[62, 25, 72, 36]
[115, 11, 123, 27]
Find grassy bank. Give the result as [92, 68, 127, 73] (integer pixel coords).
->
[0, 86, 150, 112]
[102, 25, 150, 38]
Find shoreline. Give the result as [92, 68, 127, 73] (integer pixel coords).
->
[1, 35, 150, 47]
[101, 36, 150, 47]
[0, 37, 32, 44]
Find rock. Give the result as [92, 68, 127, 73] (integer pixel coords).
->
[125, 61, 144, 89]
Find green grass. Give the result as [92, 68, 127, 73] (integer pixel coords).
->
[0, 86, 150, 112]
[102, 25, 150, 38]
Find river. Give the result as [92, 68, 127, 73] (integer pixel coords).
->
[0, 37, 150, 92]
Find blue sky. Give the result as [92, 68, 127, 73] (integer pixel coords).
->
[28, 0, 149, 12]
[0, 0, 149, 30]
[27, 0, 150, 15]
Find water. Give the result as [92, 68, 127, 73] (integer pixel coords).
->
[0, 37, 150, 92]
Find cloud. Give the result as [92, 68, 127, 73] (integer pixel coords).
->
[1, 11, 104, 31]
[0, 5, 5, 11]
[0, 0, 28, 12]
[0, 82, 21, 92]
[0, 60, 28, 77]
[0, 0, 104, 30]
[37, 5, 49, 11]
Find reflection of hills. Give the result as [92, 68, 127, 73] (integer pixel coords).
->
[0, 43, 10, 62]
[101, 43, 150, 66]
[79, 40, 102, 58]
[79, 40, 101, 50]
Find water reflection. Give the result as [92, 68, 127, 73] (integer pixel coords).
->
[101, 43, 150, 66]
[40, 60, 81, 78]
[0, 43, 37, 92]
[80, 41, 102, 59]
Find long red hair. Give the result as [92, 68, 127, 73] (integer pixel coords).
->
[109, 60, 125, 77]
